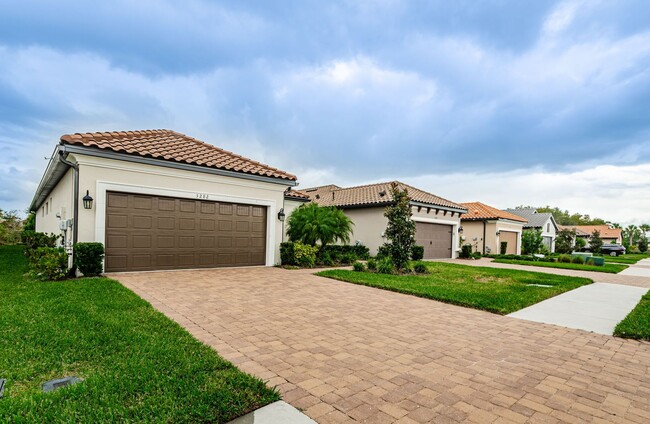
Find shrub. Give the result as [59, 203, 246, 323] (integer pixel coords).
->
[294, 243, 319, 268]
[639, 238, 648, 253]
[319, 251, 334, 266]
[376, 245, 390, 259]
[585, 258, 595, 266]
[320, 244, 370, 261]
[73, 242, 105, 276]
[500, 241, 508, 255]
[280, 242, 296, 265]
[471, 252, 482, 259]
[367, 258, 377, 271]
[555, 229, 576, 254]
[558, 254, 572, 263]
[413, 262, 428, 274]
[571, 256, 584, 264]
[339, 252, 356, 265]
[377, 257, 395, 274]
[23, 231, 60, 260]
[381, 183, 416, 270]
[411, 245, 424, 260]
[521, 230, 543, 255]
[460, 244, 472, 259]
[29, 247, 68, 281]
[352, 261, 366, 272]
[589, 230, 603, 254]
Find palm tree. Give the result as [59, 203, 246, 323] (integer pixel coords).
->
[624, 225, 641, 245]
[286, 203, 353, 249]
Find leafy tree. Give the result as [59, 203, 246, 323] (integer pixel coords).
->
[0, 209, 23, 245]
[639, 237, 648, 253]
[381, 183, 416, 271]
[23, 211, 36, 232]
[574, 237, 586, 250]
[555, 228, 576, 254]
[589, 230, 603, 254]
[513, 205, 606, 225]
[286, 203, 353, 249]
[521, 229, 543, 255]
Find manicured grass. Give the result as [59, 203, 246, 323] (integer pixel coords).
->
[0, 245, 278, 422]
[604, 253, 650, 265]
[614, 291, 650, 340]
[492, 259, 628, 274]
[317, 262, 592, 315]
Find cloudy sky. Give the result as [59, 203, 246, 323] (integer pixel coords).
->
[1, 0, 649, 225]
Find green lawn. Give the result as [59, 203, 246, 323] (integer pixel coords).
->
[603, 253, 650, 265]
[614, 291, 650, 341]
[317, 262, 592, 315]
[491, 259, 628, 274]
[0, 245, 278, 422]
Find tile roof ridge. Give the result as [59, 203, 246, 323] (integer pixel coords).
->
[398, 181, 464, 209]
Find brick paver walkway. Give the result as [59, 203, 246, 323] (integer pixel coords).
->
[113, 267, 650, 423]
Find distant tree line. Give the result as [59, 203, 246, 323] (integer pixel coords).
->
[512, 205, 606, 225]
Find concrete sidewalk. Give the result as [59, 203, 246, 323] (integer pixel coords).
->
[508, 283, 648, 334]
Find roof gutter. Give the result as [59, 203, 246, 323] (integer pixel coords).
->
[62, 144, 298, 187]
[57, 147, 79, 255]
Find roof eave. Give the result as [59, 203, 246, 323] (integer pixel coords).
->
[62, 143, 298, 186]
[29, 145, 69, 212]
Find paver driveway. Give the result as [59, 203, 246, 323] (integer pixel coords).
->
[113, 267, 650, 423]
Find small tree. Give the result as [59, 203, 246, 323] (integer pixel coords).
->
[521, 229, 543, 255]
[555, 228, 576, 254]
[574, 237, 586, 250]
[590, 230, 603, 254]
[0, 209, 23, 245]
[286, 203, 353, 249]
[381, 183, 416, 271]
[638, 237, 648, 253]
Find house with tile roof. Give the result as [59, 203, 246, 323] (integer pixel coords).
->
[558, 225, 623, 246]
[302, 181, 467, 258]
[460, 202, 528, 255]
[30, 129, 299, 272]
[504, 208, 559, 252]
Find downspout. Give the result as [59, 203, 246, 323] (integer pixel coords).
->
[58, 148, 79, 266]
[482, 221, 487, 255]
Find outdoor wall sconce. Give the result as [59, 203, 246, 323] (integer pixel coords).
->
[277, 208, 286, 222]
[82, 190, 94, 210]
[458, 226, 463, 233]
[495, 231, 501, 236]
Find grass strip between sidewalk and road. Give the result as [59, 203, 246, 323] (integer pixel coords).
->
[614, 290, 650, 341]
[317, 261, 592, 315]
[491, 259, 628, 274]
[0, 245, 279, 423]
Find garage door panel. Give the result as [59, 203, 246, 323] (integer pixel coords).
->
[105, 192, 267, 272]
[500, 231, 518, 255]
[415, 222, 453, 259]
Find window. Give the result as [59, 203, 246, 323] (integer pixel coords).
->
[547, 223, 550, 232]
[45, 202, 49, 215]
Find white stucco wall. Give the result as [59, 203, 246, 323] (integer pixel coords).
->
[461, 220, 523, 255]
[34, 167, 74, 250]
[343, 205, 462, 257]
[67, 153, 291, 266]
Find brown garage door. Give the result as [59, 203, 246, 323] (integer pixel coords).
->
[105, 192, 267, 272]
[499, 231, 518, 255]
[415, 222, 453, 259]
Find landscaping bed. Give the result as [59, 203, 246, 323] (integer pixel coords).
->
[491, 258, 628, 274]
[0, 245, 278, 422]
[317, 261, 592, 315]
[614, 290, 650, 341]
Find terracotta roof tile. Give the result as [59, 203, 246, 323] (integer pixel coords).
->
[60, 129, 297, 181]
[559, 225, 622, 239]
[302, 181, 465, 210]
[460, 202, 528, 222]
[284, 188, 311, 201]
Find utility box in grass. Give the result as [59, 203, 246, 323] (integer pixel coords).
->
[589, 257, 605, 266]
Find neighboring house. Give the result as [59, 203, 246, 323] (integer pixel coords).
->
[504, 208, 559, 252]
[31, 130, 298, 272]
[559, 225, 623, 245]
[303, 181, 467, 259]
[460, 202, 528, 255]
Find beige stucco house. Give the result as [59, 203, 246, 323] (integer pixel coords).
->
[30, 129, 299, 272]
[302, 182, 467, 259]
[460, 202, 528, 255]
[559, 225, 623, 246]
